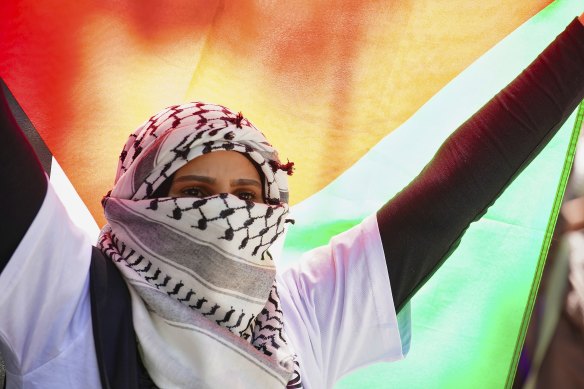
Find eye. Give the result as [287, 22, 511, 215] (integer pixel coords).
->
[180, 187, 206, 198]
[235, 191, 258, 202]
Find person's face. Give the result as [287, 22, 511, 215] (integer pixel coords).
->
[168, 151, 265, 203]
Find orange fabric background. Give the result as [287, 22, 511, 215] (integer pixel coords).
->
[0, 0, 550, 226]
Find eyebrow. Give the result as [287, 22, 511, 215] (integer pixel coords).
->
[231, 178, 262, 188]
[173, 175, 215, 184]
[173, 175, 262, 188]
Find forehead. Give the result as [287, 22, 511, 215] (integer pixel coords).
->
[174, 150, 262, 180]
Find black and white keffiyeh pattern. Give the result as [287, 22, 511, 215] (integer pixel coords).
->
[98, 102, 301, 388]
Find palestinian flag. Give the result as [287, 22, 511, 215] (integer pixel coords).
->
[1, 1, 583, 387]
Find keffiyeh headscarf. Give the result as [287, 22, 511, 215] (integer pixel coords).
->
[98, 102, 301, 388]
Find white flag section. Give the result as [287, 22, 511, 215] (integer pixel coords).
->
[50, 158, 100, 242]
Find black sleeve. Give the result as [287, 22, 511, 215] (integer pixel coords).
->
[378, 18, 584, 313]
[0, 79, 48, 270]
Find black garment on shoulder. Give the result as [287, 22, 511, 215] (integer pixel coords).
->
[89, 246, 158, 388]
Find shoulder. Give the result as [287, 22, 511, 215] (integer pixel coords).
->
[277, 215, 409, 387]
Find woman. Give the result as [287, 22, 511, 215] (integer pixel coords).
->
[1, 13, 584, 389]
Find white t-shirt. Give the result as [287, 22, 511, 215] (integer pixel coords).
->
[0, 183, 410, 388]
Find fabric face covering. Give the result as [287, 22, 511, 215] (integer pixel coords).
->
[98, 102, 300, 388]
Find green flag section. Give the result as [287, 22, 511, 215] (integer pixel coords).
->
[279, 1, 584, 388]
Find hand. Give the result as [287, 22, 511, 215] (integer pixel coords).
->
[580, 11, 584, 25]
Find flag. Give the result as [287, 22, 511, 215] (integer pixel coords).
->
[1, 1, 582, 387]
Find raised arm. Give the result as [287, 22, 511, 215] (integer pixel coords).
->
[378, 17, 584, 313]
[0, 80, 48, 270]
